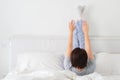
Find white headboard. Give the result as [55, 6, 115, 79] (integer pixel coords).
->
[9, 35, 120, 72]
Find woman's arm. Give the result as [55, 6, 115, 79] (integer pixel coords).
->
[82, 21, 94, 60]
[66, 20, 75, 57]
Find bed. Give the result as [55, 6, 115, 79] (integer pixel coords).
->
[2, 35, 120, 80]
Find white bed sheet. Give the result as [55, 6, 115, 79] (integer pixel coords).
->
[2, 70, 105, 80]
[0, 72, 120, 80]
[103, 75, 120, 80]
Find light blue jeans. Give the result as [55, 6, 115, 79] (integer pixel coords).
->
[73, 20, 85, 49]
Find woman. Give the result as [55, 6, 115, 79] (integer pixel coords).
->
[64, 20, 95, 76]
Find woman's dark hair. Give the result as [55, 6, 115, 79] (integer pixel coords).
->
[70, 47, 88, 68]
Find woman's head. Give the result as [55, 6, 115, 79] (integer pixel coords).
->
[70, 47, 88, 69]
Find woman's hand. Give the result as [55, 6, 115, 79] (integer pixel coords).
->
[82, 21, 89, 34]
[69, 20, 75, 32]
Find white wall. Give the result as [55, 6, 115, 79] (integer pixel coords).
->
[0, 0, 120, 78]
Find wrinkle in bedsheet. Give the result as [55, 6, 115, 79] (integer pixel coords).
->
[2, 70, 104, 80]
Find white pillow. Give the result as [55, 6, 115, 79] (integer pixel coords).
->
[95, 52, 120, 75]
[16, 52, 64, 72]
[16, 53, 29, 72]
